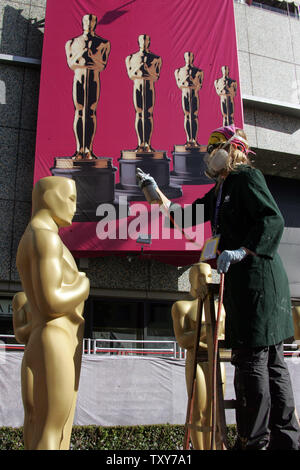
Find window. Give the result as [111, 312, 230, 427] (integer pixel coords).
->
[86, 298, 175, 354]
[235, 0, 300, 17]
[92, 299, 144, 341]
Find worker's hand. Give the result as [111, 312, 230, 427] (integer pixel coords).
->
[136, 168, 158, 189]
[217, 248, 247, 273]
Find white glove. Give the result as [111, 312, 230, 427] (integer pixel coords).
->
[217, 248, 247, 273]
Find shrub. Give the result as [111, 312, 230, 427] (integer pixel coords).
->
[0, 424, 237, 450]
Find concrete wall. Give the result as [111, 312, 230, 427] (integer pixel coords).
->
[235, 2, 300, 159]
[0, 0, 44, 289]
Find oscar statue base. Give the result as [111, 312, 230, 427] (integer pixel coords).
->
[51, 157, 129, 221]
[115, 150, 182, 201]
[170, 145, 212, 185]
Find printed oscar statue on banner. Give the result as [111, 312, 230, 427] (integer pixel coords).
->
[115, 34, 182, 201]
[175, 52, 203, 150]
[214, 65, 237, 126]
[170, 52, 211, 185]
[51, 14, 127, 221]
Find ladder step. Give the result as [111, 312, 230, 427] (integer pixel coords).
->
[187, 424, 213, 432]
[224, 399, 236, 409]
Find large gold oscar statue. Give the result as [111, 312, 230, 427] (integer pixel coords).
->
[293, 305, 300, 341]
[214, 66, 237, 126]
[12, 176, 90, 450]
[65, 14, 111, 160]
[174, 52, 204, 150]
[171, 263, 226, 450]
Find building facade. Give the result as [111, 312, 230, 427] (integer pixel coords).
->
[0, 0, 300, 348]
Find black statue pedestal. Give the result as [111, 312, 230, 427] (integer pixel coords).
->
[115, 150, 182, 201]
[170, 145, 212, 185]
[51, 157, 128, 222]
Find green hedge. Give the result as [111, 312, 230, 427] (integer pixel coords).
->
[0, 424, 237, 450]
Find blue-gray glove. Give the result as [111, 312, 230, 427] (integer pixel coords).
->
[136, 168, 158, 189]
[217, 248, 247, 273]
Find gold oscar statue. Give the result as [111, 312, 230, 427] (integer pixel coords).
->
[293, 305, 300, 341]
[171, 263, 226, 450]
[116, 35, 182, 200]
[65, 14, 111, 160]
[12, 176, 90, 450]
[214, 66, 237, 126]
[125, 34, 162, 153]
[174, 52, 204, 150]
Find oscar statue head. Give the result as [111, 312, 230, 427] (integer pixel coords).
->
[138, 34, 150, 52]
[189, 262, 212, 299]
[32, 176, 77, 228]
[184, 52, 194, 66]
[82, 14, 98, 33]
[221, 65, 229, 77]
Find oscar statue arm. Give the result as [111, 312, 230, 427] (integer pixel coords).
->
[92, 39, 111, 70]
[171, 302, 195, 351]
[155, 56, 162, 78]
[197, 69, 204, 88]
[214, 78, 219, 93]
[32, 229, 90, 318]
[233, 79, 238, 94]
[174, 70, 180, 89]
[65, 39, 88, 70]
[104, 40, 111, 65]
[214, 78, 225, 95]
[12, 292, 32, 344]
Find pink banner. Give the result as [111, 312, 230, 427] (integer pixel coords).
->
[34, 0, 243, 265]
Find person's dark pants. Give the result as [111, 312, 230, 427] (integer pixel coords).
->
[231, 342, 300, 450]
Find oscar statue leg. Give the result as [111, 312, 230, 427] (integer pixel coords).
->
[72, 73, 85, 158]
[191, 92, 199, 145]
[28, 326, 76, 450]
[221, 98, 229, 127]
[182, 90, 191, 144]
[21, 356, 34, 450]
[144, 81, 154, 151]
[197, 362, 212, 450]
[227, 97, 234, 126]
[85, 70, 100, 159]
[186, 359, 210, 450]
[59, 323, 84, 450]
[133, 83, 144, 148]
[193, 363, 209, 450]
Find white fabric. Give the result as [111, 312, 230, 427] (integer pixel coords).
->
[0, 354, 300, 428]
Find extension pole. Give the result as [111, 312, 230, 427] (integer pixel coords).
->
[210, 273, 225, 450]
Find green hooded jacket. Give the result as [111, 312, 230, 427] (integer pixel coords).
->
[170, 165, 294, 348]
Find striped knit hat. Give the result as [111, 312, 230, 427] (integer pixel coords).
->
[207, 125, 254, 155]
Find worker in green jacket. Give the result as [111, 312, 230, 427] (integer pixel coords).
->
[137, 125, 300, 450]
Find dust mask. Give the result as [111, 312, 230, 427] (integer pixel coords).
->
[207, 148, 229, 173]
